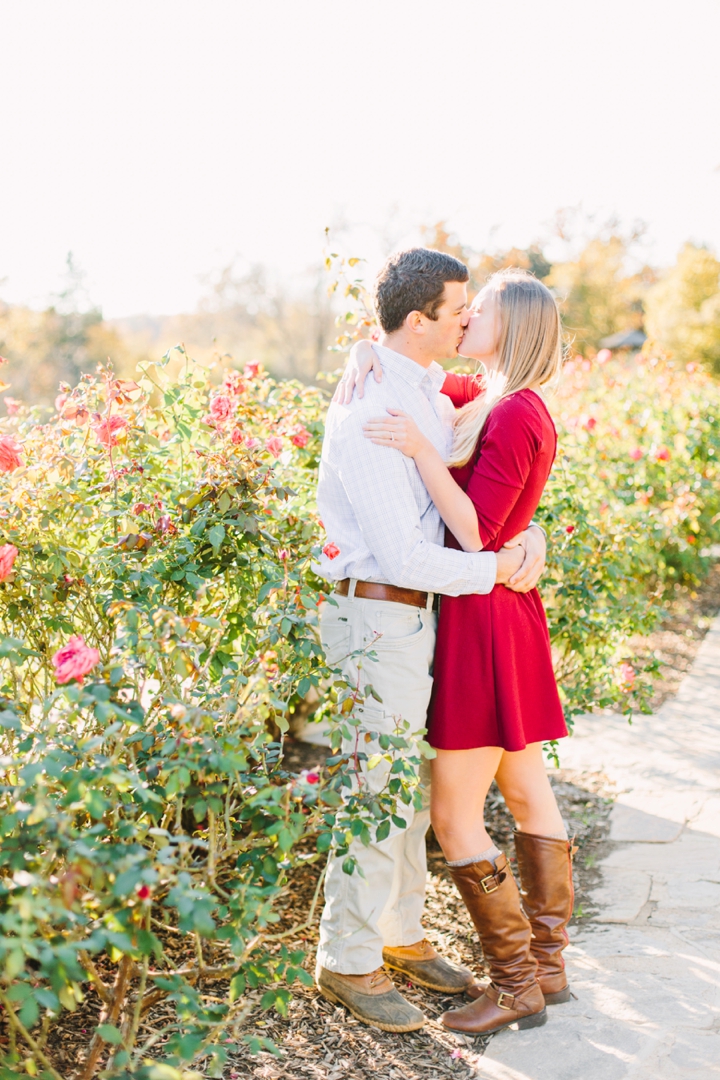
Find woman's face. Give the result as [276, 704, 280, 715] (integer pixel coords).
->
[459, 286, 500, 366]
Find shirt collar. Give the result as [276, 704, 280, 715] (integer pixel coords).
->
[373, 343, 447, 393]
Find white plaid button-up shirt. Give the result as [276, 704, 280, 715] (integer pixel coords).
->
[316, 344, 497, 595]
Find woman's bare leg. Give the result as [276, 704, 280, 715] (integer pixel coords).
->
[494, 743, 566, 836]
[430, 747, 504, 862]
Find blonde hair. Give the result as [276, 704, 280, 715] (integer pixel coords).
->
[448, 268, 563, 468]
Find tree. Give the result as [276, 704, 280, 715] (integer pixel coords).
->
[546, 233, 652, 355]
[645, 243, 720, 374]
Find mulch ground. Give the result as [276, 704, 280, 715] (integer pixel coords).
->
[4, 565, 718, 1078]
[632, 560, 720, 710]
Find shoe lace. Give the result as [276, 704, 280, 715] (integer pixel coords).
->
[368, 968, 388, 989]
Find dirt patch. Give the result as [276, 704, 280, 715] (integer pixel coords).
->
[631, 561, 720, 710]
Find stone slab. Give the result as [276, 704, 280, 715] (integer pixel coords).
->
[609, 803, 684, 843]
[590, 868, 652, 924]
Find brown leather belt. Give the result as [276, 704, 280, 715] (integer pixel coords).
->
[334, 578, 438, 610]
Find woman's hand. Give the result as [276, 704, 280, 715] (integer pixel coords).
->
[503, 525, 547, 592]
[332, 339, 383, 404]
[363, 409, 429, 458]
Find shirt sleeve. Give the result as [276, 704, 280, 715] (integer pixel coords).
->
[465, 400, 542, 549]
[337, 414, 497, 595]
[441, 372, 486, 407]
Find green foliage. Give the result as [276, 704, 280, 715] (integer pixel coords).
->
[540, 346, 720, 718]
[645, 243, 720, 375]
[0, 354, 422, 1077]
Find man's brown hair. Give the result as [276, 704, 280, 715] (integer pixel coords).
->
[373, 247, 469, 335]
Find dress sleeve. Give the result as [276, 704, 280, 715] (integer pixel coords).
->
[442, 372, 486, 407]
[465, 398, 543, 549]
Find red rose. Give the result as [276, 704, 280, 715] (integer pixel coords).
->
[565, 525, 575, 534]
[630, 448, 643, 461]
[323, 542, 341, 560]
[655, 446, 671, 462]
[290, 426, 310, 448]
[136, 884, 152, 901]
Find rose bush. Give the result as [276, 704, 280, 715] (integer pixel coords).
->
[539, 345, 720, 719]
[0, 351, 423, 1078]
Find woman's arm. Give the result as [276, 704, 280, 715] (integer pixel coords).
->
[362, 409, 483, 552]
[333, 340, 382, 404]
[442, 372, 486, 408]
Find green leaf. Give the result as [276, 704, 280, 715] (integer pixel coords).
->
[208, 524, 226, 552]
[375, 819, 390, 842]
[97, 1023, 124, 1045]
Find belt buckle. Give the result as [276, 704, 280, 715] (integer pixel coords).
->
[480, 873, 499, 894]
[496, 991, 514, 1010]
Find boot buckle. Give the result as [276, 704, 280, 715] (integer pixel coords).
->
[480, 873, 499, 893]
[496, 991, 514, 1010]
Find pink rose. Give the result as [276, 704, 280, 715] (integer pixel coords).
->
[0, 435, 23, 472]
[55, 393, 68, 413]
[266, 436, 283, 459]
[230, 426, 244, 445]
[323, 542, 341, 560]
[52, 634, 101, 685]
[290, 426, 310, 448]
[619, 663, 636, 688]
[223, 370, 246, 396]
[584, 417, 597, 431]
[209, 395, 234, 424]
[630, 448, 643, 461]
[245, 436, 259, 451]
[596, 349, 612, 364]
[4, 397, 20, 416]
[244, 360, 261, 378]
[93, 415, 128, 447]
[0, 544, 18, 582]
[655, 446, 671, 462]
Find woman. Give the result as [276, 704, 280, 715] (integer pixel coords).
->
[347, 269, 575, 1036]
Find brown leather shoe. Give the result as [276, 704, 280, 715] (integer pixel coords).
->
[439, 854, 546, 1035]
[382, 939, 475, 993]
[315, 964, 425, 1032]
[515, 831, 577, 1005]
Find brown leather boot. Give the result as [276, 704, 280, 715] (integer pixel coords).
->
[513, 830, 577, 1004]
[439, 854, 547, 1035]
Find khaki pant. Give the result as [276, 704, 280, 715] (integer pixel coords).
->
[316, 586, 437, 975]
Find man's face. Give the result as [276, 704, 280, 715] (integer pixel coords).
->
[420, 281, 469, 362]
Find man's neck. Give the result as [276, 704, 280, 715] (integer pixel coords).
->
[380, 333, 435, 369]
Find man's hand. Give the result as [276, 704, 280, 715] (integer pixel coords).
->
[495, 544, 525, 584]
[503, 525, 547, 592]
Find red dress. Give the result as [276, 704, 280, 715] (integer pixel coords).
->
[429, 375, 567, 751]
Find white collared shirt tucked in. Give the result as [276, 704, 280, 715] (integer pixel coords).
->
[316, 344, 497, 595]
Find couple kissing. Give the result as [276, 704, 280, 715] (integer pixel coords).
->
[314, 247, 574, 1037]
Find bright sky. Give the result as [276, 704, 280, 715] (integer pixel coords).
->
[2, 0, 719, 317]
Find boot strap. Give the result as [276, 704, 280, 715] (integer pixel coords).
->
[488, 984, 515, 1010]
[479, 852, 508, 894]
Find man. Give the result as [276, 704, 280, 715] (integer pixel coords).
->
[314, 248, 546, 1032]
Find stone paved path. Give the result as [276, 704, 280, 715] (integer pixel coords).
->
[478, 613, 720, 1079]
